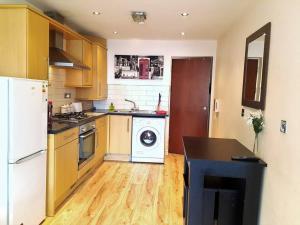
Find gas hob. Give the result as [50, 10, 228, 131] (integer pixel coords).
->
[52, 112, 91, 123]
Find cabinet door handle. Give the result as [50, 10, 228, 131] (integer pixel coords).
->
[127, 118, 129, 133]
[64, 132, 75, 140]
[97, 80, 101, 97]
[96, 130, 99, 148]
[77, 142, 80, 164]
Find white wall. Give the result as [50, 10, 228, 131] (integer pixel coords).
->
[94, 39, 217, 134]
[212, 0, 300, 225]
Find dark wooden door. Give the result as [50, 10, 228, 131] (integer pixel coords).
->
[169, 58, 212, 154]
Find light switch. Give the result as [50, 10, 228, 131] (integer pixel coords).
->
[280, 120, 287, 134]
[241, 108, 245, 117]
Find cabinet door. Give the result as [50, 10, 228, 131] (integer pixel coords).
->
[0, 8, 27, 77]
[76, 44, 107, 100]
[82, 40, 93, 86]
[55, 139, 78, 203]
[109, 115, 132, 154]
[94, 116, 108, 164]
[98, 45, 107, 99]
[27, 10, 49, 80]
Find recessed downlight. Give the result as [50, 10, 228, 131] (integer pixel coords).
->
[181, 32, 185, 36]
[132, 11, 147, 24]
[113, 31, 118, 34]
[180, 12, 189, 17]
[92, 11, 101, 15]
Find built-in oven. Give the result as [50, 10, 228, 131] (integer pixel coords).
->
[78, 121, 96, 169]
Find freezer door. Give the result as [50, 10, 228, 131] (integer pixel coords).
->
[0, 78, 9, 225]
[8, 78, 48, 163]
[8, 151, 46, 225]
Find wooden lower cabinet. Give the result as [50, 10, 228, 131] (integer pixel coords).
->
[54, 139, 78, 203]
[47, 127, 79, 216]
[108, 115, 132, 155]
[94, 116, 108, 165]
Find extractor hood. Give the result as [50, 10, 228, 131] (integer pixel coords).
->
[49, 31, 90, 70]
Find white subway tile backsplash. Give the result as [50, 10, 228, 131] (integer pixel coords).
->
[94, 84, 170, 111]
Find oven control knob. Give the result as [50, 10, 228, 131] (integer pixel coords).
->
[81, 128, 87, 132]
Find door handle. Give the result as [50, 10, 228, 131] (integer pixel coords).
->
[11, 150, 46, 164]
[203, 106, 207, 111]
[79, 129, 96, 138]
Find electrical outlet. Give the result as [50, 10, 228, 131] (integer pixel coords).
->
[280, 120, 287, 133]
[64, 93, 71, 99]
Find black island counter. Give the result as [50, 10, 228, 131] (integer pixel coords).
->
[183, 137, 267, 225]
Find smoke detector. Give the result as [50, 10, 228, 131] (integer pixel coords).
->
[131, 11, 147, 24]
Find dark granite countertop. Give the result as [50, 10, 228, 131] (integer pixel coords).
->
[48, 109, 168, 134]
[48, 122, 78, 134]
[48, 112, 107, 134]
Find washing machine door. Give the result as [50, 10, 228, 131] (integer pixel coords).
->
[137, 127, 160, 150]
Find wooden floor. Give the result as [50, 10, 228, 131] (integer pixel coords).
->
[43, 154, 184, 225]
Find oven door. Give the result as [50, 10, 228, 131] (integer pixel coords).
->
[79, 129, 96, 169]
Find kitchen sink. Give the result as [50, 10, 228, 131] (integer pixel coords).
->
[113, 109, 133, 113]
[113, 109, 156, 114]
[85, 112, 106, 116]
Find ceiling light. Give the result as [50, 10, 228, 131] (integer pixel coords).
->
[92, 11, 101, 15]
[180, 12, 189, 17]
[132, 11, 147, 24]
[113, 31, 118, 34]
[181, 32, 185, 36]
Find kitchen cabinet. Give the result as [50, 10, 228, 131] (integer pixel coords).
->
[65, 39, 93, 87]
[94, 116, 108, 165]
[54, 139, 78, 203]
[47, 127, 79, 216]
[76, 40, 107, 100]
[108, 115, 132, 155]
[0, 6, 49, 80]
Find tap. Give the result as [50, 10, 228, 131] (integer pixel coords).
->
[125, 99, 139, 111]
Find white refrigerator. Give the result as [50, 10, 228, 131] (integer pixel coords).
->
[0, 77, 48, 225]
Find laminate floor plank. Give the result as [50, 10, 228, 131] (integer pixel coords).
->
[43, 154, 184, 225]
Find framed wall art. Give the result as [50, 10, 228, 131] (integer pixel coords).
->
[114, 55, 164, 80]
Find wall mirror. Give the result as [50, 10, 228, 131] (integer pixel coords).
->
[242, 22, 271, 110]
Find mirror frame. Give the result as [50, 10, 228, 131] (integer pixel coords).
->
[242, 22, 271, 110]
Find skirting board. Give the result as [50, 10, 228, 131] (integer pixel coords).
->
[104, 154, 131, 162]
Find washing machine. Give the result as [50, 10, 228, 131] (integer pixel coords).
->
[131, 117, 166, 163]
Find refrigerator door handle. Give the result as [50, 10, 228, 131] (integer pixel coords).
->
[10, 150, 46, 164]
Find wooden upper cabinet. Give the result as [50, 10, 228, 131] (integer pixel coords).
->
[82, 40, 93, 86]
[27, 10, 49, 80]
[65, 39, 93, 87]
[76, 43, 107, 100]
[0, 7, 49, 80]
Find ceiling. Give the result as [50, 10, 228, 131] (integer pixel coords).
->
[27, 0, 257, 40]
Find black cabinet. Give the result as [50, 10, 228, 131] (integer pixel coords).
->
[183, 137, 267, 225]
